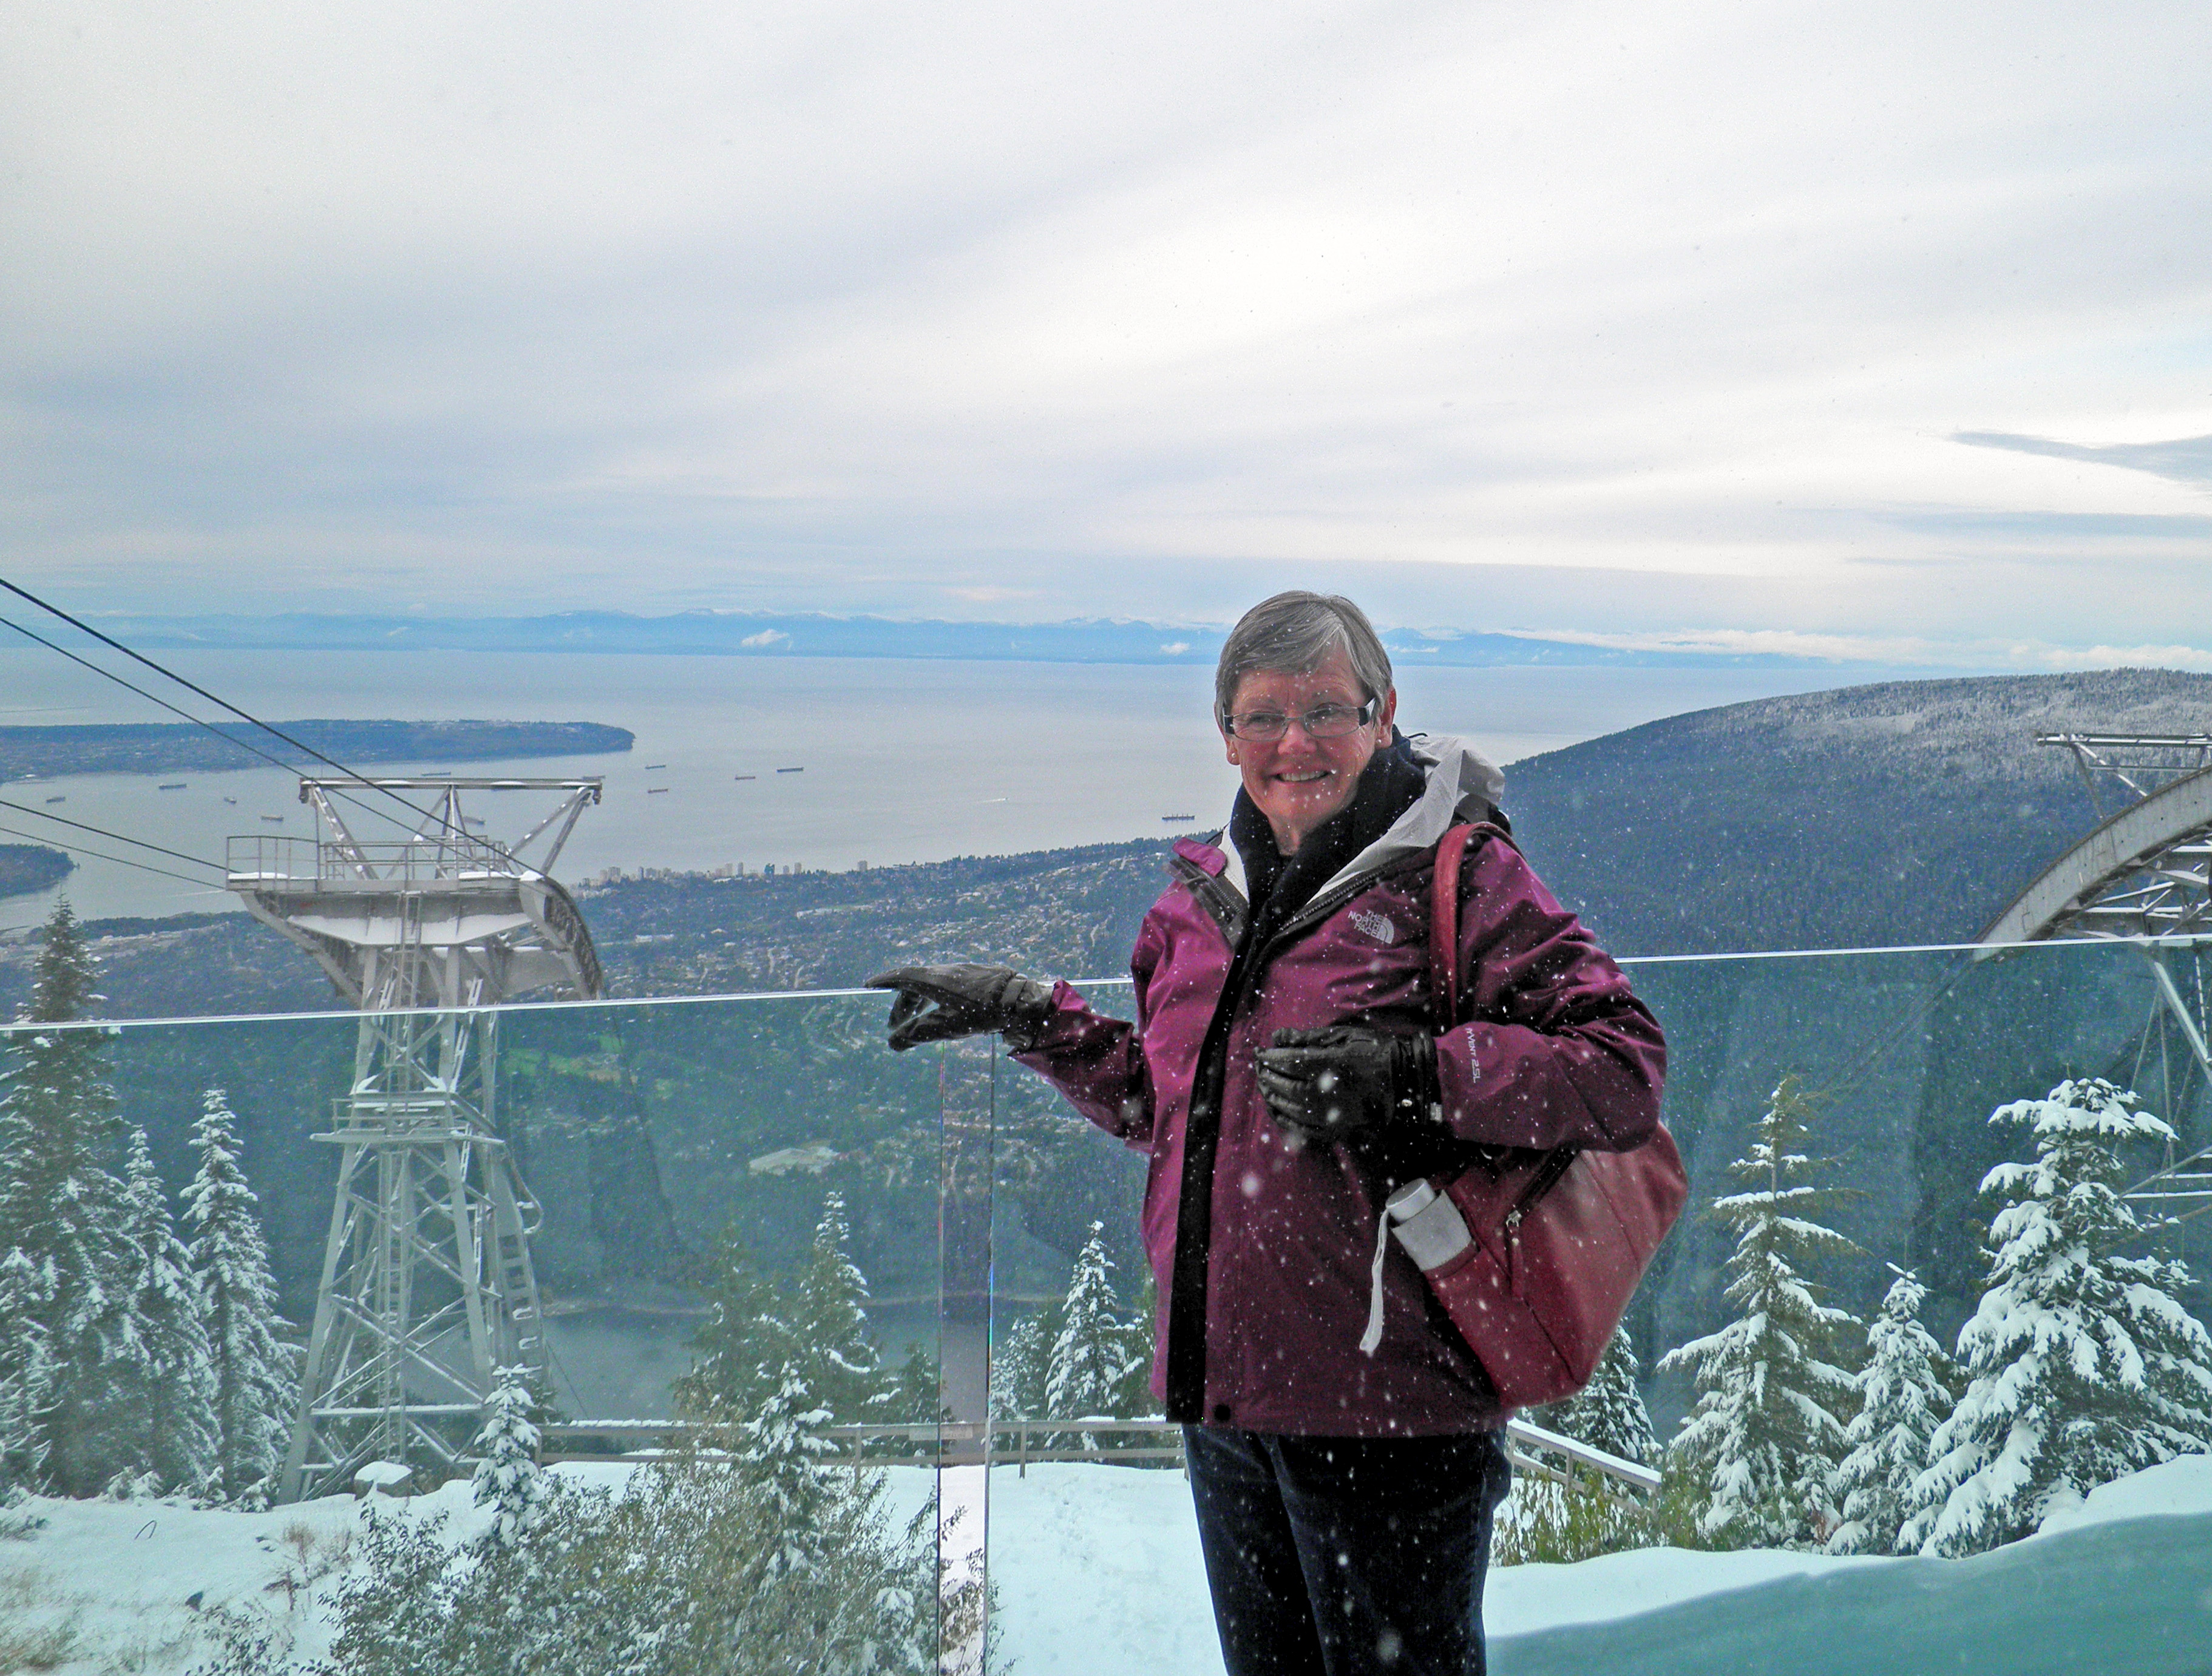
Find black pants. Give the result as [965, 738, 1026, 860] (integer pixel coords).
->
[1183, 1426, 1513, 1676]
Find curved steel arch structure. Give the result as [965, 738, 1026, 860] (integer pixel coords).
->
[1976, 764, 2212, 949]
[1974, 749, 2212, 1226]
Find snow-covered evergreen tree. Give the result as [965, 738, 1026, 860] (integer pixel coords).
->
[1542, 1325, 1658, 1465]
[1903, 1079, 2212, 1557]
[1110, 1264, 1160, 1421]
[1046, 1222, 1134, 1437]
[0, 901, 142, 1495]
[796, 1191, 886, 1423]
[883, 1341, 945, 1428]
[0, 901, 116, 1250]
[120, 1127, 218, 1494]
[1827, 1267, 1955, 1556]
[472, 1366, 554, 1550]
[990, 1309, 1049, 1421]
[184, 1089, 296, 1502]
[739, 1363, 838, 1581]
[676, 1224, 785, 1421]
[0, 1246, 52, 1494]
[1659, 1076, 1862, 1549]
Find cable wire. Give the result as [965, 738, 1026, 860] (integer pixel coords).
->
[0, 577, 476, 843]
[0, 821, 221, 891]
[0, 611, 297, 778]
[0, 796, 224, 873]
[0, 608, 472, 852]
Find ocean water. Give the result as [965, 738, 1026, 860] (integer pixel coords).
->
[1, 647, 1912, 928]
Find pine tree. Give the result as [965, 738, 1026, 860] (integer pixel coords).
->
[796, 1192, 886, 1423]
[1827, 1266, 1955, 1556]
[0, 901, 141, 1495]
[1109, 1264, 1160, 1421]
[1542, 1325, 1658, 1466]
[738, 1363, 838, 1581]
[185, 1089, 297, 1502]
[1659, 1076, 1862, 1549]
[0, 1246, 52, 1494]
[120, 1128, 218, 1494]
[472, 1366, 554, 1550]
[1903, 1078, 2212, 1557]
[676, 1224, 789, 1422]
[1045, 1222, 1134, 1440]
[990, 1310, 1049, 1422]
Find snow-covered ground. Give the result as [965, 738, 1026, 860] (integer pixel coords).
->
[3, 1456, 2207, 1674]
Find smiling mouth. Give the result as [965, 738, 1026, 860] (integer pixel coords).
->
[1276, 770, 1332, 785]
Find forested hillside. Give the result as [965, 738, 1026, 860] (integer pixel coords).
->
[1505, 667, 2212, 954]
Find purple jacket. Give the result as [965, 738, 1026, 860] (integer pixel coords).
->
[1013, 736, 1665, 1435]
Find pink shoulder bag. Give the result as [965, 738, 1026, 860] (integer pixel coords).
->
[1365, 822, 1688, 1410]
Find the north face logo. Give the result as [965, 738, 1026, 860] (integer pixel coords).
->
[1351, 909, 1398, 945]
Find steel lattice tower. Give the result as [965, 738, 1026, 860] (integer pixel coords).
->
[226, 777, 603, 1501]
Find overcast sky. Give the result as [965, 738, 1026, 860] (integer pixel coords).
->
[5, 1, 2211, 665]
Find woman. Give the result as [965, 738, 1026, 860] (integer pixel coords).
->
[870, 591, 1664, 1676]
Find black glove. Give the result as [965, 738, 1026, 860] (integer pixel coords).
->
[1255, 1026, 1440, 1145]
[866, 964, 1055, 1053]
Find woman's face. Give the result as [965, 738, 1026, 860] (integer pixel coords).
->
[1221, 646, 1397, 855]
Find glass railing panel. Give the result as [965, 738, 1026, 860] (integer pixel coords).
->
[0, 991, 960, 1672]
[980, 937, 2212, 1675]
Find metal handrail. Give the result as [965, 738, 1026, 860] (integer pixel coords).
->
[535, 1414, 1662, 1496]
[225, 833, 526, 887]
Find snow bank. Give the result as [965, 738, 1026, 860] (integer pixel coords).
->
[2032, 1452, 2212, 1538]
[1485, 1544, 1902, 1638]
[3, 1454, 2207, 1675]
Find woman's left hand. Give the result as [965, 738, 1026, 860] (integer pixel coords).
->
[1255, 1026, 1438, 1144]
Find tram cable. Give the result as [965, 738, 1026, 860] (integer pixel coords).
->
[0, 819, 220, 891]
[0, 580, 487, 849]
[0, 605, 462, 850]
[0, 795, 226, 874]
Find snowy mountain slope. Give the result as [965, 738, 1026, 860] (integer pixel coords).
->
[1507, 667, 2212, 954]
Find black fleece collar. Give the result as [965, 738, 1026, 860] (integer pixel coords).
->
[1229, 729, 1427, 941]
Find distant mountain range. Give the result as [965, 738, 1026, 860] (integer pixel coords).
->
[104, 609, 1875, 670]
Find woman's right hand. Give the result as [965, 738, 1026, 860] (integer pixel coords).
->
[866, 964, 1054, 1051]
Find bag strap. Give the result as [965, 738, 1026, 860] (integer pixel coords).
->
[1428, 823, 1476, 1033]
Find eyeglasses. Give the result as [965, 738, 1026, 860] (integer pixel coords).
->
[1220, 697, 1379, 741]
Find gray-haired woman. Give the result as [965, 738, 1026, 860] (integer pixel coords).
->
[875, 591, 1664, 1675]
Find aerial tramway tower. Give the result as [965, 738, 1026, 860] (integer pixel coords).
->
[1976, 733, 2212, 1225]
[226, 777, 603, 1501]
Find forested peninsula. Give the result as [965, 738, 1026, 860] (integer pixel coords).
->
[0, 718, 633, 779]
[0, 842, 71, 900]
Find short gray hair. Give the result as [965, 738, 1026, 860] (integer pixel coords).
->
[1215, 592, 1394, 722]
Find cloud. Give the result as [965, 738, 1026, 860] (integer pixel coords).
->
[4, 0, 2212, 657]
[1494, 625, 2212, 673]
[1954, 430, 2212, 489]
[739, 628, 789, 648]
